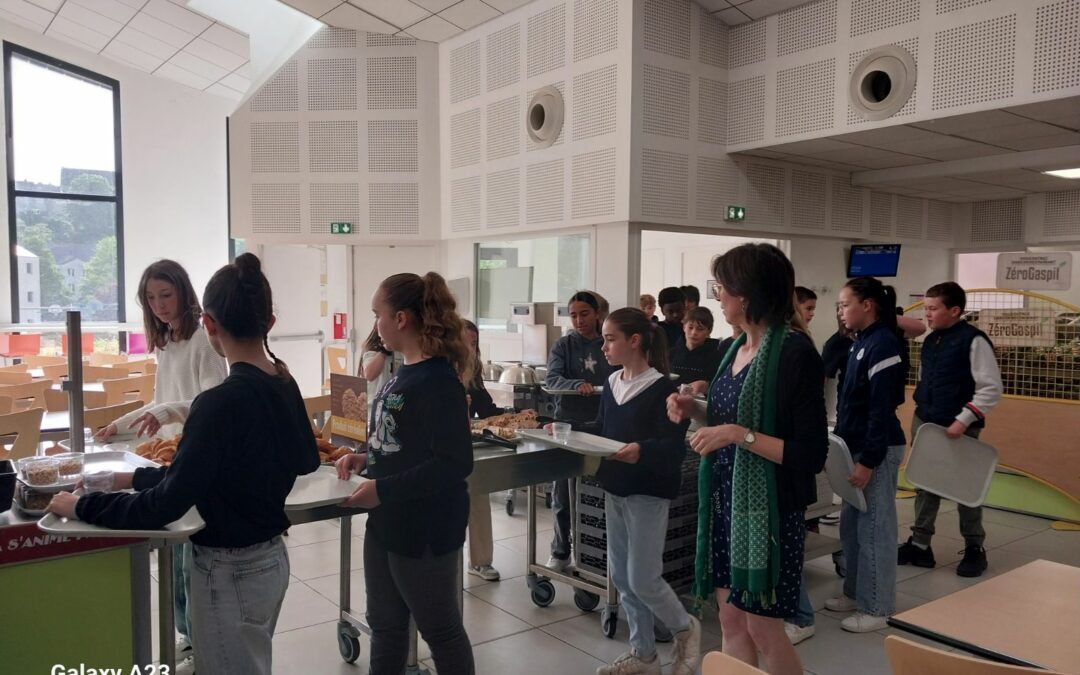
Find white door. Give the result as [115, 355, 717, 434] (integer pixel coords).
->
[261, 245, 326, 396]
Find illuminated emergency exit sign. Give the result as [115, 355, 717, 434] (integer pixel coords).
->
[330, 222, 353, 234]
[725, 206, 746, 222]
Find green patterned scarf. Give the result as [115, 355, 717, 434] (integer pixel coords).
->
[693, 323, 788, 611]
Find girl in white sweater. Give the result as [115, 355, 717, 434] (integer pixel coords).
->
[96, 259, 227, 665]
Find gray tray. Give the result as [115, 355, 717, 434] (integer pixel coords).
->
[825, 433, 867, 512]
[517, 428, 623, 456]
[541, 386, 604, 396]
[907, 423, 998, 508]
[285, 465, 367, 511]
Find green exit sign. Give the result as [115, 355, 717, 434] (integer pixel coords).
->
[330, 222, 353, 234]
[725, 206, 746, 222]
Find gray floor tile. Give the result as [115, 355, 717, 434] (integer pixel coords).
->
[276, 579, 341, 633]
[303, 568, 368, 612]
[466, 576, 596, 627]
[897, 546, 1036, 602]
[471, 628, 604, 674]
[996, 528, 1080, 567]
[494, 529, 554, 556]
[284, 520, 346, 547]
[794, 613, 892, 675]
[288, 536, 365, 580]
[273, 620, 370, 674]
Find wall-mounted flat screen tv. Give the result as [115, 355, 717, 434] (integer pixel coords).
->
[847, 244, 901, 277]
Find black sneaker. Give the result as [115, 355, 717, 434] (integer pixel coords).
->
[956, 546, 987, 577]
[897, 537, 936, 568]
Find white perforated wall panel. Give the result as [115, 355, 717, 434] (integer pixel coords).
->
[791, 169, 827, 230]
[776, 58, 835, 137]
[926, 201, 953, 242]
[778, 0, 837, 57]
[869, 191, 894, 238]
[487, 168, 520, 228]
[368, 120, 419, 172]
[831, 178, 865, 234]
[527, 4, 566, 78]
[847, 37, 918, 125]
[971, 199, 1023, 242]
[643, 64, 690, 139]
[698, 78, 727, 145]
[368, 57, 417, 110]
[936, 0, 993, 14]
[699, 8, 728, 70]
[641, 149, 688, 219]
[1033, 0, 1080, 93]
[451, 176, 482, 232]
[450, 41, 481, 104]
[527, 159, 565, 224]
[369, 184, 420, 236]
[366, 33, 416, 48]
[643, 0, 690, 59]
[487, 24, 521, 92]
[897, 196, 925, 238]
[310, 121, 359, 173]
[308, 58, 357, 111]
[487, 96, 521, 161]
[727, 75, 765, 145]
[571, 148, 617, 219]
[573, 64, 618, 140]
[310, 183, 360, 235]
[932, 15, 1016, 111]
[729, 20, 766, 68]
[252, 184, 301, 234]
[251, 122, 299, 173]
[450, 108, 482, 169]
[745, 162, 786, 228]
[1042, 190, 1080, 239]
[309, 27, 357, 49]
[850, 0, 919, 38]
[248, 62, 297, 112]
[696, 156, 740, 222]
[574, 0, 618, 62]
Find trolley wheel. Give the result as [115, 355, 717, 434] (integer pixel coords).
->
[505, 498, 515, 516]
[530, 579, 556, 607]
[337, 630, 361, 664]
[573, 589, 600, 612]
[545, 492, 553, 509]
[601, 609, 618, 639]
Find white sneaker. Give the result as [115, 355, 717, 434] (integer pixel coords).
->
[546, 555, 570, 572]
[670, 616, 701, 675]
[596, 652, 661, 675]
[468, 564, 501, 581]
[824, 595, 858, 612]
[784, 622, 816, 645]
[819, 511, 841, 525]
[841, 612, 888, 633]
[175, 655, 196, 675]
[176, 636, 193, 655]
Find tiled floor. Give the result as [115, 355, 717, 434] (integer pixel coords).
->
[154, 494, 1077, 674]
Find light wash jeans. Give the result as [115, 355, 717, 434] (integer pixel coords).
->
[840, 445, 904, 617]
[789, 585, 815, 628]
[188, 536, 290, 675]
[605, 493, 692, 659]
[173, 542, 192, 643]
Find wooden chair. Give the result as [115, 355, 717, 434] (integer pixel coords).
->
[0, 364, 28, 373]
[83, 365, 121, 383]
[90, 353, 129, 366]
[883, 636, 1064, 675]
[44, 387, 110, 412]
[21, 355, 66, 368]
[101, 374, 155, 406]
[107, 359, 156, 377]
[41, 363, 69, 380]
[0, 396, 12, 415]
[0, 408, 45, 462]
[701, 652, 767, 675]
[0, 379, 52, 410]
[83, 400, 145, 435]
[0, 371, 32, 385]
[304, 394, 331, 434]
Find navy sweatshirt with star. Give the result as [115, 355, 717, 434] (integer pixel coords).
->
[365, 356, 473, 557]
[545, 330, 614, 423]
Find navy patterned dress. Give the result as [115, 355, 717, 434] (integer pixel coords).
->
[709, 363, 805, 617]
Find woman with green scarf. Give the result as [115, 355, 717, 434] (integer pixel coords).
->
[667, 244, 828, 675]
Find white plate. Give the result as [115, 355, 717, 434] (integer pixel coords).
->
[907, 423, 998, 508]
[824, 433, 867, 513]
[285, 465, 367, 511]
[516, 428, 624, 457]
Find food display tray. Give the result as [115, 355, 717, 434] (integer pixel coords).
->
[516, 428, 623, 457]
[907, 423, 999, 508]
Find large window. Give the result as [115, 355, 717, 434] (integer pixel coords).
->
[4, 43, 124, 323]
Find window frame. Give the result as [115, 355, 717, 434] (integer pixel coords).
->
[3, 41, 125, 323]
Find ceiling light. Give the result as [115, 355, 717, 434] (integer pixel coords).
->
[1042, 168, 1080, 179]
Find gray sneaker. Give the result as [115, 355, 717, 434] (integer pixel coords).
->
[671, 616, 701, 675]
[468, 564, 501, 581]
[596, 652, 661, 675]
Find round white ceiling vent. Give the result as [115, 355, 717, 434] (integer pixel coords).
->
[527, 85, 564, 148]
[849, 45, 917, 121]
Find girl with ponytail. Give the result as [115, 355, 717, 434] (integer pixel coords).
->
[827, 275, 908, 633]
[553, 307, 701, 675]
[335, 271, 475, 675]
[49, 253, 320, 674]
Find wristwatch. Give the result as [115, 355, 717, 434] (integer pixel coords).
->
[742, 428, 757, 446]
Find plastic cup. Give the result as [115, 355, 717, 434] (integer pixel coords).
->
[83, 470, 114, 494]
[551, 422, 571, 443]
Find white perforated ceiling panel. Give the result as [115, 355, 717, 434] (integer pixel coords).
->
[699, 78, 727, 145]
[643, 0, 690, 59]
[250, 122, 299, 173]
[727, 75, 765, 145]
[310, 183, 360, 235]
[1043, 190, 1080, 238]
[368, 120, 419, 172]
[486, 96, 521, 161]
[729, 20, 766, 68]
[697, 156, 740, 222]
[971, 199, 1023, 242]
[487, 168, 520, 228]
[932, 15, 1016, 111]
[896, 196, 924, 238]
[368, 56, 417, 109]
[1033, 0, 1080, 93]
[527, 158, 565, 224]
[310, 121, 359, 173]
[450, 40, 480, 104]
[776, 58, 835, 137]
[308, 58, 357, 111]
[487, 23, 520, 92]
[745, 162, 785, 228]
[777, 0, 836, 57]
[791, 169, 827, 230]
[527, 4, 566, 78]
[451, 176, 482, 231]
[574, 0, 618, 62]
[571, 147, 617, 219]
[641, 149, 689, 219]
[643, 64, 690, 139]
[369, 183, 420, 236]
[850, 0, 919, 38]
[573, 64, 618, 140]
[450, 108, 482, 169]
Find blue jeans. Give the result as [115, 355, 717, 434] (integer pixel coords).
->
[840, 445, 904, 617]
[188, 536, 290, 675]
[605, 493, 691, 659]
[173, 542, 192, 643]
[788, 585, 815, 627]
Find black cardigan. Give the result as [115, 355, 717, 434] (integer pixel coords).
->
[716, 331, 829, 513]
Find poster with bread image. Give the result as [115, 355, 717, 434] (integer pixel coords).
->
[330, 372, 368, 444]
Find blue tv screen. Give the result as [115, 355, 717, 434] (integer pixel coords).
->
[847, 244, 901, 277]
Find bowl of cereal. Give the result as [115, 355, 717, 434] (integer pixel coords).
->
[17, 457, 77, 492]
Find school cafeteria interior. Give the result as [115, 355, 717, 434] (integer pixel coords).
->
[0, 0, 1078, 673]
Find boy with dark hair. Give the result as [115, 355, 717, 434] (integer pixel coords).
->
[670, 307, 721, 395]
[657, 286, 687, 348]
[899, 281, 1002, 578]
[679, 284, 701, 310]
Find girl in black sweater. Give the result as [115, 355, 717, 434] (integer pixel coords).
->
[48, 254, 319, 675]
[335, 272, 475, 675]
[568, 308, 700, 675]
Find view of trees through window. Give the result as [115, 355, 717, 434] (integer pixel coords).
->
[5, 44, 123, 323]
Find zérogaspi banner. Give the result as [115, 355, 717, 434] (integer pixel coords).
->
[976, 309, 1057, 347]
[996, 252, 1072, 291]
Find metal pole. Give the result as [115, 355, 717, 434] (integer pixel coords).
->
[64, 311, 85, 451]
[158, 544, 176, 669]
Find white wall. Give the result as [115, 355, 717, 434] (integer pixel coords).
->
[0, 22, 233, 324]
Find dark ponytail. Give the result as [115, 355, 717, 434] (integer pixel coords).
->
[605, 307, 670, 375]
[203, 253, 289, 378]
[845, 276, 898, 332]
